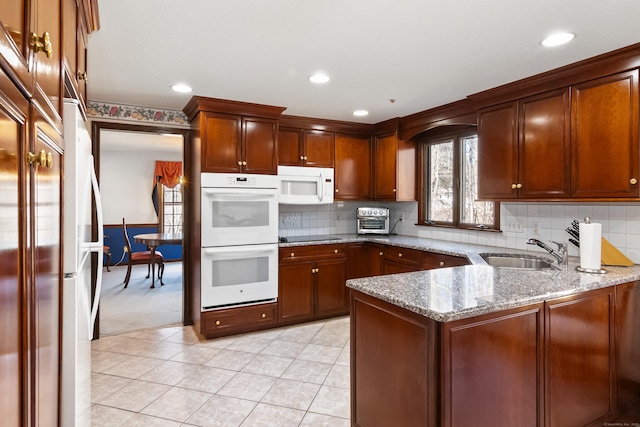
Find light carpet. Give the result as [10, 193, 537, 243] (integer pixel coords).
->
[99, 262, 183, 336]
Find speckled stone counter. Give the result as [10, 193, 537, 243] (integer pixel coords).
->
[280, 234, 640, 322]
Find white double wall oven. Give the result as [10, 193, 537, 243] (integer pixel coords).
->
[200, 173, 279, 310]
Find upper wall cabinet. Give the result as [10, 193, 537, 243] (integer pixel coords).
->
[478, 88, 571, 200]
[278, 127, 334, 167]
[335, 133, 371, 200]
[184, 97, 286, 175]
[63, 0, 92, 111]
[373, 131, 416, 201]
[571, 70, 639, 198]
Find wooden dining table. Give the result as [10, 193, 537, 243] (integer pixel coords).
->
[133, 233, 183, 288]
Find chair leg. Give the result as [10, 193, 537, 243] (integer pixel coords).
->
[146, 263, 151, 278]
[106, 253, 111, 272]
[123, 264, 132, 288]
[159, 262, 165, 286]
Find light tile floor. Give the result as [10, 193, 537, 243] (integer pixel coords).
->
[91, 317, 351, 426]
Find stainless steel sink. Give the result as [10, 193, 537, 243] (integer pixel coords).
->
[480, 253, 557, 270]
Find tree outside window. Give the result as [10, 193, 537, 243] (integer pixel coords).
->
[420, 130, 498, 230]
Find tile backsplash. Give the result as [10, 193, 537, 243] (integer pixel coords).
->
[278, 201, 640, 263]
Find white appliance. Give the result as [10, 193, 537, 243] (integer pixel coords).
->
[200, 173, 278, 310]
[278, 165, 334, 205]
[61, 100, 104, 427]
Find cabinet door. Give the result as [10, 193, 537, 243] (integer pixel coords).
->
[243, 117, 278, 174]
[201, 112, 242, 173]
[347, 242, 382, 279]
[0, 0, 33, 94]
[335, 134, 371, 199]
[0, 73, 28, 427]
[383, 258, 423, 275]
[373, 132, 398, 200]
[615, 281, 640, 408]
[519, 89, 571, 198]
[315, 258, 348, 317]
[33, 0, 63, 130]
[571, 70, 639, 198]
[477, 102, 519, 199]
[303, 129, 334, 167]
[278, 262, 314, 323]
[278, 127, 303, 166]
[442, 304, 543, 427]
[545, 288, 614, 427]
[32, 111, 62, 427]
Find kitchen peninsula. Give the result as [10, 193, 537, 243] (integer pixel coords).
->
[347, 250, 640, 427]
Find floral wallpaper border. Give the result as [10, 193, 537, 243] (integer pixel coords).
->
[87, 101, 189, 126]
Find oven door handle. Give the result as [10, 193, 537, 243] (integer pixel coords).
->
[203, 245, 276, 257]
[202, 191, 276, 201]
[318, 171, 325, 202]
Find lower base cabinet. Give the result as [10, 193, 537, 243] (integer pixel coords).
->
[351, 282, 640, 427]
[201, 303, 277, 338]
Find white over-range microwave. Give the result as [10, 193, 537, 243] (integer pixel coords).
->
[278, 165, 334, 205]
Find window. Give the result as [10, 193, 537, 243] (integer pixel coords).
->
[419, 129, 498, 230]
[159, 182, 183, 234]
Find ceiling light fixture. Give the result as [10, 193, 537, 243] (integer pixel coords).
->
[353, 110, 369, 117]
[541, 32, 575, 47]
[309, 73, 330, 84]
[171, 83, 192, 93]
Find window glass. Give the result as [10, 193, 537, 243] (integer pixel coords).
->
[428, 141, 454, 222]
[461, 135, 494, 225]
[162, 183, 183, 234]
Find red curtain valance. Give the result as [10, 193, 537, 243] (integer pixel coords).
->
[153, 161, 182, 188]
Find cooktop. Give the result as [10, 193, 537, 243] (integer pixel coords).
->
[279, 235, 342, 243]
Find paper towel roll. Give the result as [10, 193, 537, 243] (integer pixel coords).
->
[579, 221, 602, 270]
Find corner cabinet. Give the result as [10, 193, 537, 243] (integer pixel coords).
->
[477, 88, 571, 200]
[183, 97, 286, 175]
[571, 70, 640, 198]
[373, 131, 416, 201]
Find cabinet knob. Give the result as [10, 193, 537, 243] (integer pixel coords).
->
[290, 252, 295, 257]
[242, 161, 247, 166]
[439, 261, 445, 267]
[631, 178, 638, 185]
[392, 189, 397, 192]
[398, 253, 403, 258]
[516, 183, 522, 189]
[215, 320, 221, 326]
[27, 150, 50, 168]
[335, 189, 339, 193]
[300, 156, 304, 160]
[77, 71, 88, 81]
[30, 32, 53, 58]
[334, 249, 338, 254]
[238, 161, 243, 166]
[304, 156, 308, 160]
[261, 313, 266, 319]
[379, 252, 383, 256]
[511, 184, 517, 189]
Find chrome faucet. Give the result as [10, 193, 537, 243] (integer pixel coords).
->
[527, 239, 568, 267]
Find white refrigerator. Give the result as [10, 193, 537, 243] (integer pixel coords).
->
[61, 99, 104, 427]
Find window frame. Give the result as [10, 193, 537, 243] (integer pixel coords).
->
[417, 127, 500, 231]
[158, 181, 183, 234]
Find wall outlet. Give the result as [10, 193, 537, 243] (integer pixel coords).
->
[506, 221, 524, 233]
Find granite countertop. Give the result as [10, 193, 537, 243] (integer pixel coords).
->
[280, 233, 640, 322]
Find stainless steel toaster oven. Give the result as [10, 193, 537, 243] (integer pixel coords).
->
[356, 207, 390, 235]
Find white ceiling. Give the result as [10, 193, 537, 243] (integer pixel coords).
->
[87, 0, 640, 124]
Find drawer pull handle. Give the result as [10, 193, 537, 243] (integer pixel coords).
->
[261, 313, 266, 319]
[215, 320, 221, 326]
[439, 261, 445, 267]
[398, 253, 403, 257]
[379, 252, 383, 256]
[334, 249, 338, 254]
[290, 252, 295, 257]
[30, 32, 53, 58]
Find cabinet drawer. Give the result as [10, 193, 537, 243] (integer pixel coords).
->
[280, 244, 346, 262]
[383, 246, 423, 266]
[422, 252, 469, 269]
[202, 303, 277, 338]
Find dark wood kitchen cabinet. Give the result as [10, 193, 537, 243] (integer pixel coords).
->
[335, 133, 371, 200]
[544, 287, 615, 427]
[373, 130, 416, 201]
[347, 242, 384, 279]
[615, 281, 640, 410]
[184, 97, 286, 175]
[277, 127, 334, 167]
[383, 246, 424, 274]
[278, 244, 348, 325]
[478, 88, 571, 200]
[63, 0, 95, 111]
[422, 252, 469, 269]
[201, 303, 278, 338]
[571, 70, 639, 198]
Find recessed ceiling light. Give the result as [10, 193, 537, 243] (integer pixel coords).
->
[353, 110, 369, 117]
[541, 32, 575, 47]
[171, 83, 192, 93]
[309, 73, 330, 84]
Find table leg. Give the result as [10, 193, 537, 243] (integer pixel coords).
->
[150, 246, 156, 289]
